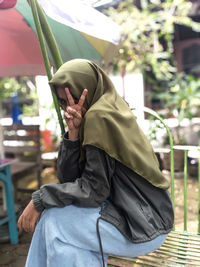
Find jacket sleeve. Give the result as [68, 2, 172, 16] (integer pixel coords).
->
[57, 133, 81, 183]
[32, 144, 115, 212]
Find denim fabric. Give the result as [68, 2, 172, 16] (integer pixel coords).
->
[25, 205, 167, 267]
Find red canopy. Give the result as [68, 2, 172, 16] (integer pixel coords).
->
[0, 0, 17, 9]
[0, 8, 46, 77]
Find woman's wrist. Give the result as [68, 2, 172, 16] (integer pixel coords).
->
[68, 129, 79, 140]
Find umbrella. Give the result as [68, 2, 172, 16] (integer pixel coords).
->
[0, 2, 45, 77]
[0, 0, 120, 77]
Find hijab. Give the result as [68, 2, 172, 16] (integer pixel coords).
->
[49, 59, 169, 189]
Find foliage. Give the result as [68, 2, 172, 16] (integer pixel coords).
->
[151, 73, 200, 144]
[30, 0, 65, 136]
[146, 115, 166, 146]
[0, 77, 38, 117]
[0, 77, 23, 99]
[106, 0, 200, 145]
[107, 0, 200, 89]
[157, 73, 200, 122]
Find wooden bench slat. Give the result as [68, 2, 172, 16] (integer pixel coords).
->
[134, 256, 200, 266]
[4, 125, 40, 131]
[3, 135, 39, 141]
[162, 243, 200, 253]
[109, 253, 200, 266]
[156, 249, 200, 261]
[171, 231, 200, 237]
[137, 255, 200, 266]
[108, 231, 200, 267]
[108, 256, 174, 267]
[11, 162, 37, 175]
[166, 237, 200, 245]
[4, 146, 38, 154]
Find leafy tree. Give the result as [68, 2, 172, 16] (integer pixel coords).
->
[0, 77, 38, 117]
[107, 0, 200, 94]
[159, 73, 200, 120]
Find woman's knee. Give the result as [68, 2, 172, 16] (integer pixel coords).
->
[37, 208, 58, 234]
[39, 207, 74, 236]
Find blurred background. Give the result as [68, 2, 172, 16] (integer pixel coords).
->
[0, 1, 200, 264]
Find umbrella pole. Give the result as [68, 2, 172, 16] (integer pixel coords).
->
[29, 0, 65, 137]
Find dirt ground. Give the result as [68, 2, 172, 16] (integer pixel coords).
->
[0, 167, 199, 267]
[0, 167, 58, 267]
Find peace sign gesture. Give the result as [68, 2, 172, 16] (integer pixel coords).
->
[64, 88, 88, 140]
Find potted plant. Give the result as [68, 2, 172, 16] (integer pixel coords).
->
[0, 77, 38, 120]
[155, 73, 200, 171]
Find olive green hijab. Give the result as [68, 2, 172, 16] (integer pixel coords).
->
[50, 59, 169, 189]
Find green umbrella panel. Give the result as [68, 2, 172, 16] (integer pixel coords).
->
[16, 0, 108, 65]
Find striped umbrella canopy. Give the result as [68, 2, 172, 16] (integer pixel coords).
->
[0, 0, 120, 77]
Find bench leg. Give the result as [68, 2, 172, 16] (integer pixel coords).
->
[3, 166, 18, 245]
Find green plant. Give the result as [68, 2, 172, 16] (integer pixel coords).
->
[107, 0, 200, 145]
[156, 73, 200, 144]
[145, 115, 165, 145]
[107, 0, 200, 93]
[0, 77, 39, 117]
[167, 74, 200, 121]
[44, 102, 61, 137]
[29, 0, 65, 136]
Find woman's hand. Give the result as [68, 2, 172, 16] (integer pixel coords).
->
[64, 88, 88, 140]
[18, 200, 41, 233]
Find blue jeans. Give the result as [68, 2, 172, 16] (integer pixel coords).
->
[25, 205, 167, 267]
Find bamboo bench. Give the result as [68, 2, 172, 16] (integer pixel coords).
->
[108, 108, 200, 267]
[2, 124, 42, 198]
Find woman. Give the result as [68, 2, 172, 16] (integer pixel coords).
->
[18, 59, 174, 267]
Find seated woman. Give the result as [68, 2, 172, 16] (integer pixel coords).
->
[18, 59, 174, 267]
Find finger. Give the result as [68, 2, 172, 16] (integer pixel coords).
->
[78, 89, 88, 107]
[23, 218, 30, 233]
[64, 111, 73, 120]
[18, 216, 22, 231]
[65, 87, 75, 106]
[30, 216, 38, 233]
[67, 107, 82, 120]
[30, 222, 36, 233]
[20, 216, 27, 232]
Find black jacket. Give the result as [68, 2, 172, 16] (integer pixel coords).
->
[32, 133, 174, 243]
